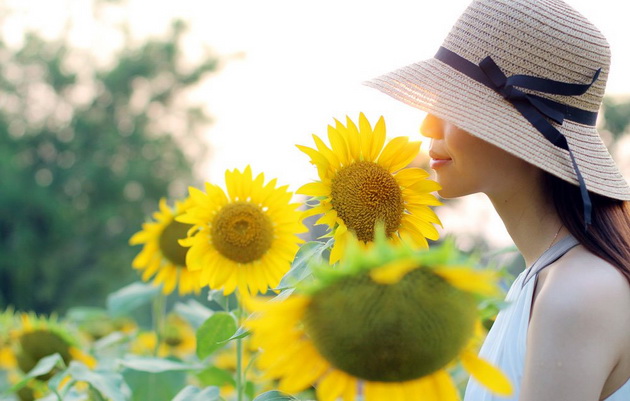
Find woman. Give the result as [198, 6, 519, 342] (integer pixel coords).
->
[366, 0, 630, 400]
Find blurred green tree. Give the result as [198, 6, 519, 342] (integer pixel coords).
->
[602, 97, 630, 141]
[0, 8, 217, 313]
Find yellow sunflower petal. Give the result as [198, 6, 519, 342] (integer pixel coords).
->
[296, 144, 330, 178]
[461, 349, 513, 396]
[405, 179, 442, 193]
[432, 266, 500, 296]
[394, 167, 430, 183]
[405, 213, 440, 241]
[367, 114, 386, 161]
[405, 204, 442, 226]
[327, 125, 349, 166]
[312, 134, 341, 169]
[316, 370, 350, 401]
[399, 226, 430, 249]
[296, 181, 331, 197]
[329, 226, 349, 264]
[370, 258, 419, 284]
[315, 209, 338, 228]
[377, 136, 411, 172]
[364, 381, 391, 401]
[340, 117, 361, 161]
[418, 370, 460, 401]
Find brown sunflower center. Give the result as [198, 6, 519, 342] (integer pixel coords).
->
[303, 268, 477, 382]
[159, 219, 192, 266]
[17, 330, 72, 380]
[211, 202, 274, 264]
[330, 161, 404, 242]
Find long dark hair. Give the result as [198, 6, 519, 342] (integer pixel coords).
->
[543, 172, 630, 283]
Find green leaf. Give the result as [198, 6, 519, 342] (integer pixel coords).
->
[223, 326, 251, 343]
[106, 281, 160, 318]
[253, 390, 300, 401]
[172, 385, 221, 401]
[66, 361, 129, 401]
[119, 356, 204, 373]
[196, 312, 238, 359]
[173, 299, 213, 329]
[123, 368, 188, 401]
[278, 240, 331, 290]
[196, 366, 236, 388]
[10, 353, 65, 392]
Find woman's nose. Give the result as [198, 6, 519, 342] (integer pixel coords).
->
[420, 114, 443, 139]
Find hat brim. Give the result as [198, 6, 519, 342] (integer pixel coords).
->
[366, 57, 630, 201]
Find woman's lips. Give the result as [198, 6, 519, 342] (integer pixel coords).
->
[429, 151, 452, 169]
[429, 158, 452, 169]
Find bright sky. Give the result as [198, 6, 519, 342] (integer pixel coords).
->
[6, 0, 630, 248]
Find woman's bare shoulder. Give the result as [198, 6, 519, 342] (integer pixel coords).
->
[533, 244, 630, 352]
[542, 245, 630, 304]
[536, 246, 630, 317]
[526, 244, 630, 400]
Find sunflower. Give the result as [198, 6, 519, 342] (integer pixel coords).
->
[130, 198, 202, 296]
[130, 314, 196, 359]
[297, 113, 442, 263]
[9, 313, 96, 379]
[0, 308, 17, 369]
[246, 230, 512, 401]
[177, 166, 307, 296]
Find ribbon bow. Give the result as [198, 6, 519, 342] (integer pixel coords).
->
[435, 47, 601, 227]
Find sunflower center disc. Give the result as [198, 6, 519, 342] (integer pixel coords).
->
[303, 269, 477, 382]
[17, 330, 72, 380]
[330, 161, 404, 242]
[159, 219, 192, 266]
[211, 202, 274, 263]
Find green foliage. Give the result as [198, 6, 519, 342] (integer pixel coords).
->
[106, 282, 161, 318]
[0, 10, 217, 313]
[253, 391, 300, 401]
[172, 385, 221, 401]
[603, 96, 630, 140]
[276, 239, 332, 291]
[8, 353, 65, 394]
[196, 313, 238, 359]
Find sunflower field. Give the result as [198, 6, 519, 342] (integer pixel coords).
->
[0, 113, 517, 401]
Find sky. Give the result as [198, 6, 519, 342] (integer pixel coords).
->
[5, 0, 630, 248]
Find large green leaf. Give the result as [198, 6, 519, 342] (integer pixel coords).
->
[196, 312, 238, 359]
[253, 390, 300, 401]
[65, 361, 129, 401]
[123, 368, 188, 401]
[10, 353, 65, 393]
[119, 356, 204, 373]
[277, 240, 332, 290]
[196, 366, 236, 388]
[172, 385, 221, 401]
[106, 281, 160, 318]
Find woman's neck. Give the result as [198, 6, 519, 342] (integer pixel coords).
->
[487, 183, 566, 267]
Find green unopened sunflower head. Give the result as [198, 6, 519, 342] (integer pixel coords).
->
[247, 228, 512, 400]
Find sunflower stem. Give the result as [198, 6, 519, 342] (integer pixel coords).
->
[236, 295, 245, 401]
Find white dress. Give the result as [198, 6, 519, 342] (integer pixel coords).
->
[464, 235, 630, 401]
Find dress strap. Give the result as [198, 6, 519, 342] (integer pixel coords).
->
[522, 235, 580, 287]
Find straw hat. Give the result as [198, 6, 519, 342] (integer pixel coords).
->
[366, 0, 630, 202]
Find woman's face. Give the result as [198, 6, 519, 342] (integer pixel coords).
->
[420, 114, 537, 199]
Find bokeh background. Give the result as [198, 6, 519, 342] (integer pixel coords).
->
[1, 0, 629, 315]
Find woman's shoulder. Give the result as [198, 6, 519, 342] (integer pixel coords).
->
[530, 243, 630, 399]
[538, 245, 630, 312]
[534, 243, 630, 343]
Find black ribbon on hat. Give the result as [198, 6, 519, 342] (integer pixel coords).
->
[435, 46, 601, 227]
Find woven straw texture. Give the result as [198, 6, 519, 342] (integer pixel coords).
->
[367, 0, 630, 200]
